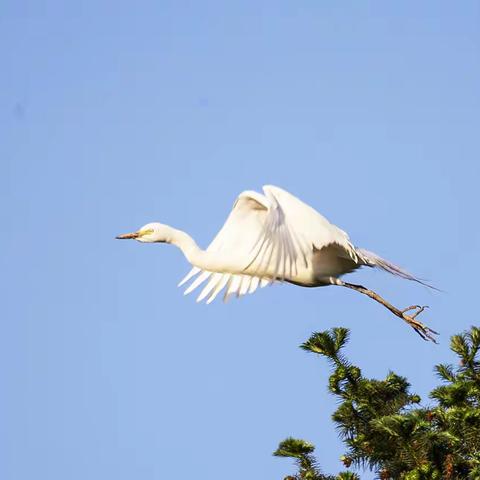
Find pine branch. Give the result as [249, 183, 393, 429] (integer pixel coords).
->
[276, 325, 480, 479]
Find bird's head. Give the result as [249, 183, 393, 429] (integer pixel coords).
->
[116, 222, 172, 243]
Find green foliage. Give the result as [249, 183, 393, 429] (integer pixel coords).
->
[273, 438, 335, 479]
[275, 326, 480, 479]
[275, 438, 316, 458]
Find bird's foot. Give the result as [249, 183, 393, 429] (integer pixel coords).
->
[400, 305, 438, 343]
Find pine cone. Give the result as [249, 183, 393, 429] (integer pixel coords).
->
[379, 469, 391, 480]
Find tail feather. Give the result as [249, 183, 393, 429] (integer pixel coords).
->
[356, 248, 438, 290]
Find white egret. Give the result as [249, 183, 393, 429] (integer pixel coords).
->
[117, 185, 437, 342]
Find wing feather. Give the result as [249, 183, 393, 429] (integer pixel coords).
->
[184, 271, 211, 295]
[249, 276, 259, 293]
[196, 273, 223, 303]
[179, 185, 357, 303]
[224, 275, 242, 302]
[178, 266, 201, 287]
[239, 275, 251, 296]
[206, 274, 231, 304]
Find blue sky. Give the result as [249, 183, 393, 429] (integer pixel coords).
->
[1, 2, 479, 479]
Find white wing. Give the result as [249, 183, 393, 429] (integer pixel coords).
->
[263, 186, 357, 262]
[179, 185, 357, 303]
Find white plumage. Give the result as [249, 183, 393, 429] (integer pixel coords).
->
[116, 185, 437, 341]
[177, 185, 360, 303]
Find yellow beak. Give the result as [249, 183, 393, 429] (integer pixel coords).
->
[115, 232, 140, 240]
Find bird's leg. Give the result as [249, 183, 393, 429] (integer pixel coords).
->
[335, 280, 438, 343]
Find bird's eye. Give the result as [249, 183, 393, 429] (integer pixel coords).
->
[140, 228, 154, 236]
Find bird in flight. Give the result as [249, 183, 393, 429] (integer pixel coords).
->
[117, 185, 437, 342]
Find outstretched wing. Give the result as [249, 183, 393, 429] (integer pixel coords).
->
[179, 185, 357, 303]
[263, 186, 357, 261]
[178, 188, 295, 303]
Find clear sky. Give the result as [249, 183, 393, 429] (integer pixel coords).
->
[1, 2, 479, 479]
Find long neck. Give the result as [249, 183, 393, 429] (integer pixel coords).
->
[168, 228, 212, 269]
[167, 227, 237, 273]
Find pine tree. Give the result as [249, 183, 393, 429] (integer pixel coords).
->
[275, 326, 480, 479]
